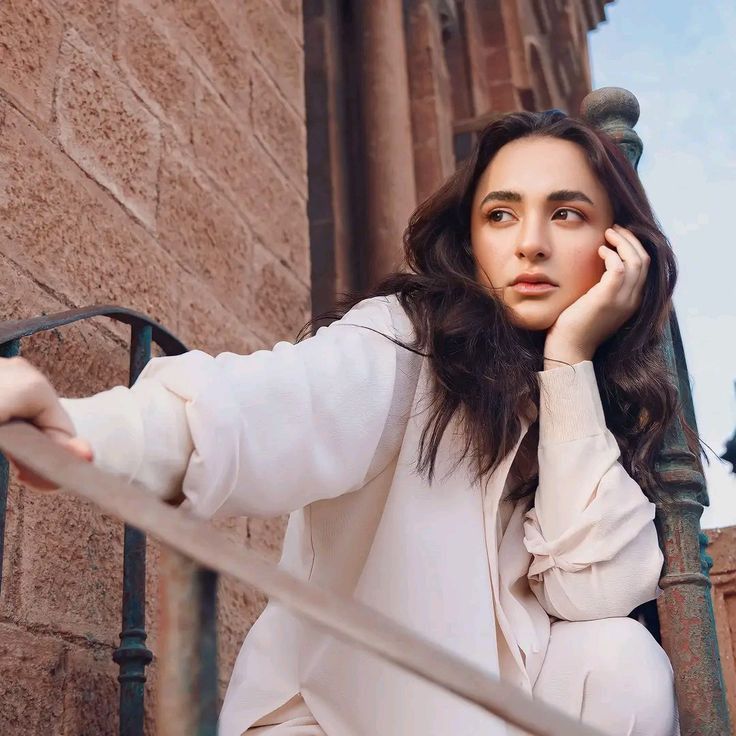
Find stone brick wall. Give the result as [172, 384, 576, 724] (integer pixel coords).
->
[707, 528, 736, 732]
[0, 1, 308, 732]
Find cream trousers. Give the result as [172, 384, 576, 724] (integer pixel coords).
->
[245, 617, 679, 736]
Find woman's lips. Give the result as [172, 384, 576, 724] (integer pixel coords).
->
[510, 282, 558, 295]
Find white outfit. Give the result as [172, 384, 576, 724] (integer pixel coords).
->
[60, 294, 678, 736]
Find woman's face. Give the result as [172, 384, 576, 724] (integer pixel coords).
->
[470, 135, 615, 331]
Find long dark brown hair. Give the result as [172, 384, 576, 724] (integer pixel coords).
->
[300, 109, 697, 503]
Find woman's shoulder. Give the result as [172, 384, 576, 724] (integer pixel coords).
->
[342, 293, 417, 346]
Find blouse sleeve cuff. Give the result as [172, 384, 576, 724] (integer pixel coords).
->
[537, 360, 607, 445]
[59, 380, 192, 501]
[60, 387, 146, 484]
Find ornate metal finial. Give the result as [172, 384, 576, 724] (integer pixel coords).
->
[580, 87, 643, 170]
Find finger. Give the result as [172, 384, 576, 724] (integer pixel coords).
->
[597, 244, 626, 295]
[612, 225, 650, 296]
[9, 436, 93, 491]
[66, 436, 94, 463]
[604, 227, 644, 301]
[612, 224, 650, 272]
[16, 466, 58, 491]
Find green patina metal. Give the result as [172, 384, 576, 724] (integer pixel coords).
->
[582, 87, 731, 736]
[0, 307, 218, 736]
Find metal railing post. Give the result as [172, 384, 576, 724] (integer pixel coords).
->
[0, 338, 21, 598]
[112, 324, 155, 736]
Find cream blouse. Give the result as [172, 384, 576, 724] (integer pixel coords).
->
[60, 294, 663, 736]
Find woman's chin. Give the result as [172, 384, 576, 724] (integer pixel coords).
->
[507, 308, 558, 332]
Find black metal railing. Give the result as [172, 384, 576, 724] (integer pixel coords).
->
[0, 306, 218, 736]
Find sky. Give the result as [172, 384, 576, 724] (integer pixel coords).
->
[588, 1, 736, 528]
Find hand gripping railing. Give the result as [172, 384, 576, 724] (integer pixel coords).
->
[0, 307, 189, 736]
[0, 420, 604, 736]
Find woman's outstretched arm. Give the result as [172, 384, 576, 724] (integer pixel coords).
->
[60, 295, 415, 520]
[522, 360, 663, 621]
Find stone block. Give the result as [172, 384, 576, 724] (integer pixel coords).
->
[476, 0, 508, 49]
[249, 241, 311, 344]
[18, 490, 124, 644]
[0, 623, 66, 735]
[217, 572, 267, 696]
[61, 643, 118, 736]
[251, 60, 308, 194]
[118, 0, 196, 144]
[192, 86, 310, 284]
[176, 269, 266, 358]
[0, 480, 24, 617]
[485, 45, 512, 84]
[56, 30, 161, 229]
[0, 104, 180, 339]
[215, 514, 287, 694]
[272, 0, 304, 46]
[157, 142, 254, 320]
[215, 0, 304, 111]
[0, 0, 63, 125]
[151, 0, 252, 115]
[489, 81, 518, 112]
[55, 0, 117, 56]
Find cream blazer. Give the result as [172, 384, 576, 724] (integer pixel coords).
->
[60, 294, 664, 736]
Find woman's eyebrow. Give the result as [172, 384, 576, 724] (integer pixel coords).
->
[480, 189, 595, 207]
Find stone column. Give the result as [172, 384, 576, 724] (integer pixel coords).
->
[405, 0, 455, 203]
[355, 0, 417, 285]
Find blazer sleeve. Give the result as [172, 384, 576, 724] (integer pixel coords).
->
[60, 295, 414, 520]
[522, 360, 664, 621]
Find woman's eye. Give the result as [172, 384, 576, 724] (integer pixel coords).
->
[553, 208, 584, 221]
[488, 210, 513, 223]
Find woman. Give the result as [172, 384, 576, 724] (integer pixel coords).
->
[1, 110, 683, 735]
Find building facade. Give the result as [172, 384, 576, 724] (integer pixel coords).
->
[0, 1, 644, 733]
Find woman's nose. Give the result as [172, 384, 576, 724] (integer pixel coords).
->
[515, 219, 551, 260]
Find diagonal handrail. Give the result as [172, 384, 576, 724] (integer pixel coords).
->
[0, 420, 603, 736]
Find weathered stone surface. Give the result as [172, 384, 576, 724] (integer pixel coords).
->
[61, 644, 118, 736]
[214, 0, 304, 110]
[0, 254, 132, 629]
[18, 491, 124, 643]
[251, 60, 308, 194]
[192, 85, 310, 284]
[118, 0, 195, 144]
[250, 241, 311, 344]
[485, 45, 513, 84]
[241, 0, 304, 111]
[150, 0, 252, 115]
[176, 269, 266, 358]
[489, 80, 518, 111]
[54, 0, 117, 55]
[56, 30, 161, 229]
[0, 623, 66, 735]
[0, 0, 63, 125]
[0, 479, 24, 617]
[0, 104, 180, 338]
[216, 573, 266, 696]
[271, 0, 304, 46]
[158, 142, 254, 320]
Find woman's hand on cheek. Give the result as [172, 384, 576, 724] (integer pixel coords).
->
[543, 225, 650, 369]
